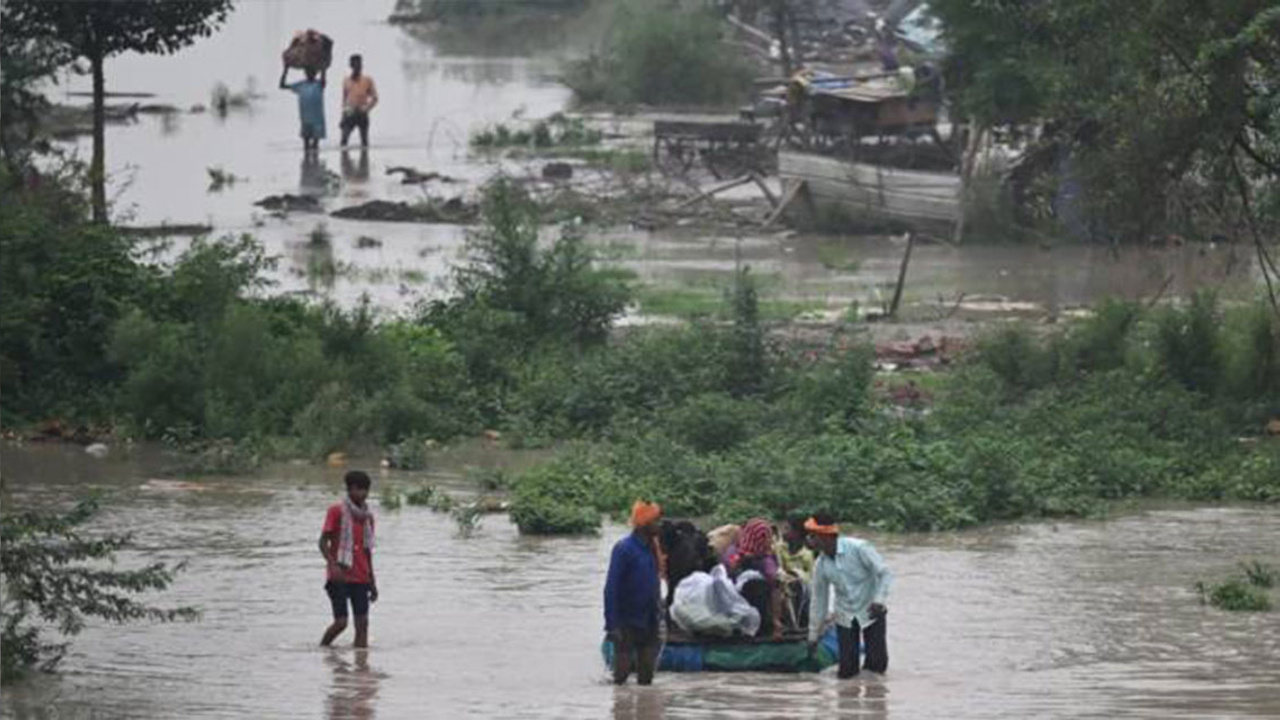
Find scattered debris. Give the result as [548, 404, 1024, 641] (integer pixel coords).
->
[541, 162, 574, 180]
[330, 198, 477, 224]
[119, 223, 213, 238]
[207, 166, 240, 192]
[874, 335, 965, 369]
[136, 103, 180, 115]
[254, 194, 323, 213]
[386, 166, 457, 185]
[25, 419, 95, 445]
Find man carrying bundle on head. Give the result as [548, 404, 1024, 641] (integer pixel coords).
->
[806, 513, 892, 678]
[319, 471, 378, 648]
[604, 500, 664, 685]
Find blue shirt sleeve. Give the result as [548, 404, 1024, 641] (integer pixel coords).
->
[603, 541, 628, 632]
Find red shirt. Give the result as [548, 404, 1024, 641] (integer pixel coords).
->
[323, 503, 374, 584]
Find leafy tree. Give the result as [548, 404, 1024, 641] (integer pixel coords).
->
[932, 1, 1280, 259]
[2, 0, 234, 222]
[1, 498, 198, 679]
[0, 163, 151, 421]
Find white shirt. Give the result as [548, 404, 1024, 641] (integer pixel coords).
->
[809, 536, 893, 641]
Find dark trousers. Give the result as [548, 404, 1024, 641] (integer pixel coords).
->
[837, 611, 888, 678]
[613, 625, 660, 685]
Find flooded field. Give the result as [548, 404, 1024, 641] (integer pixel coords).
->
[57, 0, 1262, 318]
[2, 443, 1278, 719]
[9, 2, 1278, 717]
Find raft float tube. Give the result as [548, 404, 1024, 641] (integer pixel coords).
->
[602, 626, 841, 673]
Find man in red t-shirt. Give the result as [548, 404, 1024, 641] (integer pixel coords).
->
[319, 470, 378, 647]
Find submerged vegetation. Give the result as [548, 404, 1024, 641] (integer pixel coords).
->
[1197, 561, 1276, 612]
[470, 114, 602, 150]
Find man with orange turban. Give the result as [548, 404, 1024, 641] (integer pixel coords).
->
[805, 512, 893, 678]
[604, 500, 664, 685]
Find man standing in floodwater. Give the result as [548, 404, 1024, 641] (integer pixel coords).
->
[340, 54, 378, 147]
[280, 62, 326, 152]
[320, 471, 378, 647]
[604, 500, 664, 685]
[806, 513, 892, 678]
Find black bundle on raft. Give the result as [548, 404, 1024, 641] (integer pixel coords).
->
[660, 520, 718, 609]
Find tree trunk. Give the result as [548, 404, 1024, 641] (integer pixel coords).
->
[771, 1, 793, 77]
[90, 50, 107, 224]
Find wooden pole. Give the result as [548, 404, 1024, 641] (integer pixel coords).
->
[888, 231, 916, 319]
[677, 175, 754, 209]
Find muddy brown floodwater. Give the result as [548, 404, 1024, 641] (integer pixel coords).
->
[11, 1, 1278, 716]
[2, 444, 1279, 719]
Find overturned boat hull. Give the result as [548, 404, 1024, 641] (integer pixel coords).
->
[779, 149, 961, 233]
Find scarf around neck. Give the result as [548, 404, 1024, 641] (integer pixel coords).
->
[337, 495, 374, 570]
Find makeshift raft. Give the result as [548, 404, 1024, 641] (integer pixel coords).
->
[601, 626, 840, 673]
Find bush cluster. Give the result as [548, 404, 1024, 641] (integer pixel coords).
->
[506, 293, 1280, 534]
[563, 0, 752, 107]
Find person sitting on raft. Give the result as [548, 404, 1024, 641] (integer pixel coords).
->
[723, 517, 784, 639]
[774, 515, 816, 629]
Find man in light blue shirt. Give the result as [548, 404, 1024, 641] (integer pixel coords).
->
[806, 513, 892, 678]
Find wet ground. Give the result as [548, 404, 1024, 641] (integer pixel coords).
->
[57, 0, 1263, 319]
[2, 443, 1278, 719]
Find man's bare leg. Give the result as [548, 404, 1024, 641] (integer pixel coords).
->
[354, 615, 369, 648]
[321, 618, 348, 646]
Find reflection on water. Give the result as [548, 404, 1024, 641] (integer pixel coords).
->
[300, 153, 332, 196]
[325, 650, 382, 720]
[612, 687, 666, 720]
[341, 149, 371, 184]
[1, 443, 1278, 719]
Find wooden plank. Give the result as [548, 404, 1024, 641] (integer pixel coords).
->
[763, 179, 807, 228]
[750, 172, 778, 207]
[677, 175, 754, 209]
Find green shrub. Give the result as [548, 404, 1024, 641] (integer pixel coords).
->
[379, 487, 403, 511]
[1197, 578, 1273, 612]
[404, 485, 438, 506]
[1057, 298, 1140, 376]
[971, 325, 1055, 395]
[778, 340, 876, 432]
[563, 0, 751, 107]
[662, 393, 763, 453]
[1241, 560, 1275, 589]
[1152, 291, 1222, 393]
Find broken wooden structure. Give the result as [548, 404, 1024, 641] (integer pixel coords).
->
[652, 119, 768, 179]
